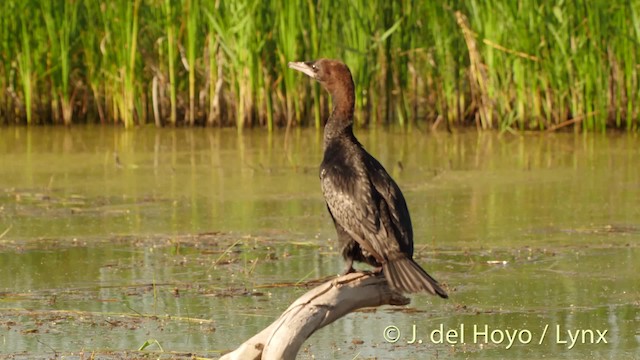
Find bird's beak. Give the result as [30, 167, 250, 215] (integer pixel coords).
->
[288, 61, 316, 79]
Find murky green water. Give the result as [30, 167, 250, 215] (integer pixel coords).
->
[0, 127, 638, 359]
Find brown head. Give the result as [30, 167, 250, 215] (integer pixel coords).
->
[288, 59, 355, 123]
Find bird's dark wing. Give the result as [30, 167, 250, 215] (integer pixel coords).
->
[364, 154, 414, 257]
[320, 142, 418, 265]
[320, 159, 390, 265]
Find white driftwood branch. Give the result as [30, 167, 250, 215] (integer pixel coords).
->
[220, 272, 410, 360]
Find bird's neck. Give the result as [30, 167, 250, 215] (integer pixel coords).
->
[324, 87, 355, 147]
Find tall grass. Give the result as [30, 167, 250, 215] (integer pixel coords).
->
[184, 0, 199, 126]
[0, 0, 638, 131]
[17, 13, 33, 125]
[41, 0, 79, 125]
[163, 0, 178, 126]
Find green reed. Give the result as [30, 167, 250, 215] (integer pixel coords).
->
[164, 0, 178, 126]
[41, 0, 79, 125]
[0, 0, 638, 131]
[17, 14, 33, 125]
[184, 0, 199, 126]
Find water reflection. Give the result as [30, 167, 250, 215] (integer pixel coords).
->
[0, 127, 638, 358]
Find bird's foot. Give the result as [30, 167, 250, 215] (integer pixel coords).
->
[340, 259, 355, 275]
[341, 266, 356, 275]
[372, 266, 383, 274]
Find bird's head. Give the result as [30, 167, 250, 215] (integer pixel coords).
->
[288, 59, 354, 97]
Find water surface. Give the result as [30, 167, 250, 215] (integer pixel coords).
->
[0, 127, 638, 359]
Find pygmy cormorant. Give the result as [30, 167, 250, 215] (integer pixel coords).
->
[288, 59, 448, 298]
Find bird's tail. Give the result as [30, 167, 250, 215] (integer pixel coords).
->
[383, 256, 448, 298]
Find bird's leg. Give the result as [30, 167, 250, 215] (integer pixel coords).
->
[341, 258, 355, 275]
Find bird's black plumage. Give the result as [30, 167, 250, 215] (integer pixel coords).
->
[288, 59, 447, 297]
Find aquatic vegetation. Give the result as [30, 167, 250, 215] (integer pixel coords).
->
[0, 0, 638, 131]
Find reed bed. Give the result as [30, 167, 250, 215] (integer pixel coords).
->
[0, 0, 638, 131]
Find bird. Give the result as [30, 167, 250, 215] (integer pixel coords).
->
[288, 59, 448, 298]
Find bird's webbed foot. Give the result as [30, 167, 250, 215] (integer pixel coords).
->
[341, 259, 355, 275]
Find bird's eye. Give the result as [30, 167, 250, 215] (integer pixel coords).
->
[312, 64, 318, 70]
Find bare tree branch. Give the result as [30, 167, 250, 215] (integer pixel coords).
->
[220, 272, 410, 360]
